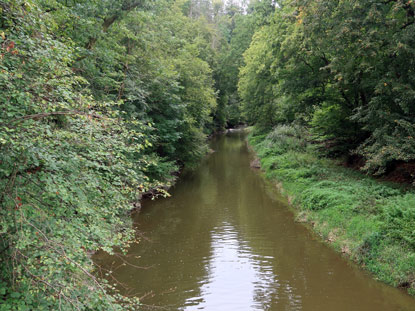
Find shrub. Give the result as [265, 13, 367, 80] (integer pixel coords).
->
[265, 124, 309, 154]
[301, 187, 355, 211]
[382, 194, 415, 249]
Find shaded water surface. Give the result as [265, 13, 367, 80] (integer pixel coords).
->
[95, 132, 415, 310]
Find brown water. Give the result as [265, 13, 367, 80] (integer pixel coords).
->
[94, 131, 415, 311]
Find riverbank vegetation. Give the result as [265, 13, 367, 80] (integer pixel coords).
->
[0, 0, 258, 309]
[249, 126, 415, 295]
[240, 0, 415, 178]
[242, 0, 415, 296]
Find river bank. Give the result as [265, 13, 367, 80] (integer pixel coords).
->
[247, 126, 415, 296]
[95, 131, 415, 310]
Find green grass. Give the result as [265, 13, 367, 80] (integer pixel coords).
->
[248, 126, 415, 295]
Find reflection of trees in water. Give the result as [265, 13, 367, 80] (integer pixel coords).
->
[95, 132, 415, 311]
[93, 135, 237, 308]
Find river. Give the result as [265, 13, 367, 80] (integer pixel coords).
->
[94, 131, 415, 310]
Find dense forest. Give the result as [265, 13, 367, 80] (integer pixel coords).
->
[240, 0, 415, 176]
[1, 0, 415, 309]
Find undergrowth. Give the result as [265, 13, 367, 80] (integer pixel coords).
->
[248, 125, 415, 295]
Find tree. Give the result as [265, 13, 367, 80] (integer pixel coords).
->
[239, 0, 415, 171]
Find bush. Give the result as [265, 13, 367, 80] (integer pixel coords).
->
[301, 186, 355, 211]
[382, 194, 415, 249]
[356, 119, 415, 175]
[265, 124, 309, 154]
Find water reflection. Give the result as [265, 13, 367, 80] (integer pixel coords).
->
[94, 132, 415, 311]
[185, 223, 273, 310]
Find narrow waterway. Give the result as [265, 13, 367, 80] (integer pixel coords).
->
[94, 131, 415, 310]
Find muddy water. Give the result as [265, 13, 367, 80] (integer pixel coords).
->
[94, 131, 415, 310]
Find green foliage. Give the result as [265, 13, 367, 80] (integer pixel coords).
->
[311, 102, 355, 140]
[0, 1, 151, 309]
[66, 0, 220, 167]
[249, 126, 415, 295]
[301, 184, 355, 211]
[310, 101, 363, 156]
[215, 0, 275, 128]
[0, 0, 244, 309]
[356, 119, 415, 175]
[240, 0, 415, 174]
[383, 195, 415, 249]
[238, 22, 278, 129]
[264, 125, 308, 154]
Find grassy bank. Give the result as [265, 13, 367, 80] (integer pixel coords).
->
[248, 125, 415, 295]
